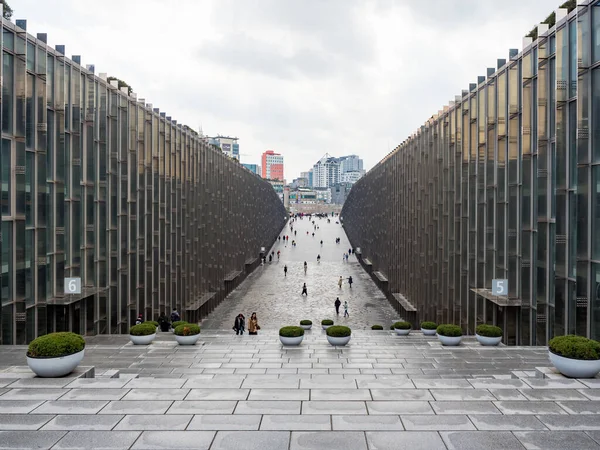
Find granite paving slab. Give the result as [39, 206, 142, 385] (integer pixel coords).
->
[31, 400, 109, 415]
[40, 415, 124, 431]
[429, 389, 495, 401]
[400, 414, 475, 431]
[247, 389, 309, 401]
[513, 431, 600, 449]
[290, 431, 368, 450]
[186, 389, 250, 401]
[99, 400, 173, 415]
[365, 431, 447, 450]
[0, 400, 44, 414]
[260, 414, 331, 430]
[0, 414, 54, 431]
[58, 389, 129, 401]
[440, 430, 526, 450]
[310, 389, 370, 400]
[468, 414, 548, 431]
[431, 401, 502, 415]
[167, 401, 237, 415]
[536, 415, 600, 430]
[493, 400, 569, 415]
[301, 401, 367, 415]
[114, 414, 192, 430]
[557, 401, 600, 414]
[0, 430, 66, 449]
[187, 415, 262, 431]
[0, 388, 68, 401]
[332, 415, 404, 431]
[130, 430, 216, 449]
[210, 430, 290, 450]
[51, 430, 141, 450]
[234, 400, 301, 415]
[366, 400, 433, 414]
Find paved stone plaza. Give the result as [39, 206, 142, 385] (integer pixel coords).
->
[0, 221, 599, 449]
[201, 217, 399, 331]
[1, 331, 600, 449]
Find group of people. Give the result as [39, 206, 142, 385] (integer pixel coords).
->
[135, 309, 181, 332]
[233, 312, 260, 335]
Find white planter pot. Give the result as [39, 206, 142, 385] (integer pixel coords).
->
[395, 328, 411, 336]
[27, 349, 85, 378]
[280, 335, 304, 346]
[327, 335, 351, 346]
[549, 351, 600, 378]
[421, 328, 437, 336]
[437, 334, 462, 346]
[476, 334, 502, 346]
[300, 324, 312, 330]
[175, 334, 200, 345]
[129, 333, 156, 345]
[322, 324, 333, 330]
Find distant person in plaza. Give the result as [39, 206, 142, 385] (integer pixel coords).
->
[335, 297, 341, 315]
[317, 254, 321, 262]
[158, 312, 171, 332]
[301, 283, 308, 296]
[344, 301, 349, 317]
[135, 314, 144, 325]
[338, 276, 343, 288]
[269, 254, 272, 263]
[233, 313, 245, 335]
[284, 265, 288, 276]
[304, 261, 308, 273]
[348, 276, 353, 288]
[248, 312, 260, 335]
[320, 240, 323, 246]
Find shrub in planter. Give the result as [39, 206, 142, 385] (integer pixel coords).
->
[148, 321, 159, 328]
[129, 323, 157, 345]
[420, 321, 437, 336]
[476, 324, 503, 346]
[390, 324, 395, 330]
[326, 325, 351, 346]
[371, 325, 383, 330]
[393, 321, 411, 336]
[279, 326, 305, 346]
[171, 321, 188, 329]
[548, 335, 600, 378]
[321, 319, 334, 330]
[300, 320, 312, 330]
[436, 324, 463, 346]
[174, 324, 201, 345]
[26, 332, 86, 377]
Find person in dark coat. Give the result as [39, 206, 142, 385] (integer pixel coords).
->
[158, 313, 171, 332]
[135, 314, 143, 325]
[233, 314, 245, 335]
[335, 297, 341, 315]
[301, 283, 308, 296]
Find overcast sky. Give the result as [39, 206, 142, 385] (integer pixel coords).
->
[13, 0, 558, 181]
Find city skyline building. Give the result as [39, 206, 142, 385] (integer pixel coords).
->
[261, 150, 284, 181]
[242, 163, 261, 176]
[207, 135, 240, 160]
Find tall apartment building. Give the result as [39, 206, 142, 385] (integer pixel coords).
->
[208, 135, 240, 160]
[312, 154, 340, 188]
[343, 3, 600, 345]
[261, 150, 284, 181]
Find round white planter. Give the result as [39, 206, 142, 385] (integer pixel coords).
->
[280, 335, 304, 346]
[437, 334, 462, 346]
[421, 328, 437, 336]
[395, 328, 411, 336]
[549, 351, 600, 378]
[322, 324, 333, 330]
[300, 324, 312, 330]
[175, 334, 200, 345]
[27, 349, 85, 378]
[129, 333, 156, 345]
[476, 334, 502, 346]
[327, 335, 351, 346]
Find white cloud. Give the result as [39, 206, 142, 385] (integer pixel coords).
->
[12, 0, 559, 180]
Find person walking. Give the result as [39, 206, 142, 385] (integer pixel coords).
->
[348, 276, 353, 288]
[343, 301, 349, 317]
[233, 314, 245, 335]
[338, 276, 343, 289]
[335, 297, 341, 315]
[248, 312, 260, 335]
[284, 265, 288, 276]
[301, 283, 308, 296]
[277, 250, 280, 260]
[135, 314, 144, 325]
[304, 261, 307, 274]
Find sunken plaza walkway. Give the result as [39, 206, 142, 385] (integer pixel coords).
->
[0, 221, 599, 448]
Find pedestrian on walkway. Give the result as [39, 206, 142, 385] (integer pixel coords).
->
[301, 283, 308, 296]
[335, 297, 341, 315]
[338, 276, 343, 288]
[248, 312, 260, 335]
[343, 301, 349, 317]
[304, 261, 307, 274]
[277, 250, 280, 260]
[170, 309, 181, 322]
[233, 314, 245, 335]
[135, 314, 144, 325]
[284, 265, 288, 276]
[348, 276, 353, 288]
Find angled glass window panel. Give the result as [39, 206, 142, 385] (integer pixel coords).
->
[2, 30, 14, 50]
[26, 41, 35, 72]
[593, 165, 600, 261]
[592, 68, 600, 163]
[1, 139, 11, 216]
[26, 74, 34, 148]
[2, 54, 14, 133]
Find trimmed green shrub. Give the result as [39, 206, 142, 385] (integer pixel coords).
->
[390, 324, 395, 330]
[27, 332, 85, 358]
[148, 321, 159, 328]
[326, 325, 351, 337]
[476, 324, 503, 338]
[420, 321, 437, 330]
[371, 325, 383, 330]
[436, 324, 462, 337]
[171, 321, 188, 329]
[321, 319, 334, 326]
[279, 326, 305, 337]
[130, 323, 157, 336]
[549, 335, 600, 360]
[393, 321, 411, 330]
[174, 324, 200, 336]
[300, 320, 312, 326]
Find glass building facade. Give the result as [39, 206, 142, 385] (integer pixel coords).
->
[343, 2, 600, 345]
[0, 19, 286, 344]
